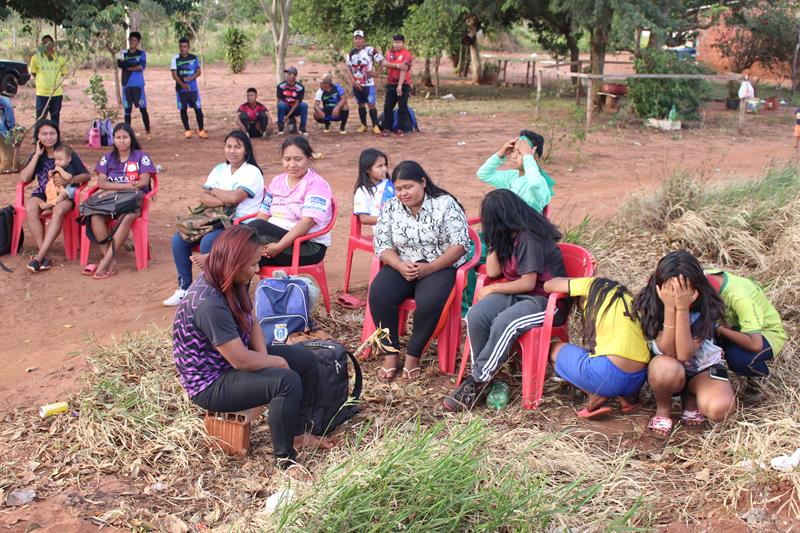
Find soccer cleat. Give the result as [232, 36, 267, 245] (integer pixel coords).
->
[357, 124, 368, 133]
[198, 129, 209, 139]
[184, 130, 193, 139]
[163, 288, 187, 307]
[372, 125, 382, 134]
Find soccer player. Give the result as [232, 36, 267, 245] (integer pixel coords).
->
[170, 37, 207, 139]
[276, 66, 308, 136]
[237, 87, 270, 138]
[346, 30, 383, 134]
[117, 31, 150, 134]
[313, 74, 349, 134]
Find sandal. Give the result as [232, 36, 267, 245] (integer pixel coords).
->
[648, 416, 673, 439]
[337, 293, 365, 309]
[578, 404, 614, 420]
[377, 365, 398, 381]
[81, 264, 98, 276]
[680, 410, 706, 428]
[402, 367, 422, 381]
[93, 269, 118, 280]
[617, 395, 641, 414]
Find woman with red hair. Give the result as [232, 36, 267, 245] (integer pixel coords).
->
[172, 224, 328, 467]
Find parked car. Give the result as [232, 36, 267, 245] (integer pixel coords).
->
[0, 60, 31, 96]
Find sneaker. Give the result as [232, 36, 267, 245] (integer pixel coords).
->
[39, 258, 52, 271]
[442, 376, 488, 412]
[382, 129, 392, 138]
[184, 130, 193, 139]
[323, 126, 331, 133]
[26, 259, 41, 273]
[357, 124, 368, 133]
[278, 128, 285, 135]
[301, 130, 309, 137]
[198, 129, 209, 139]
[372, 125, 382, 135]
[163, 288, 187, 307]
[339, 129, 347, 135]
[394, 130, 405, 138]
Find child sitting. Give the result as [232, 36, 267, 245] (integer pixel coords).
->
[43, 144, 80, 209]
[544, 277, 650, 419]
[352, 148, 393, 227]
[634, 251, 736, 438]
[476, 129, 554, 214]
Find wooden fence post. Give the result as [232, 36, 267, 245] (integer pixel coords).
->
[585, 78, 593, 133]
[737, 93, 746, 133]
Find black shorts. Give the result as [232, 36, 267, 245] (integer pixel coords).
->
[123, 86, 147, 109]
[177, 91, 202, 110]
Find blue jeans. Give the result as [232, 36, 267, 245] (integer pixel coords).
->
[720, 336, 773, 377]
[277, 101, 308, 131]
[35, 95, 62, 126]
[172, 229, 222, 290]
[554, 343, 648, 398]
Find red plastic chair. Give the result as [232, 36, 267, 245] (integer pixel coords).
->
[79, 175, 159, 270]
[12, 181, 84, 260]
[238, 197, 339, 316]
[341, 214, 374, 300]
[455, 242, 595, 409]
[360, 226, 482, 375]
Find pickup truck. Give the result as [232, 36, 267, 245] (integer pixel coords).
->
[0, 60, 31, 96]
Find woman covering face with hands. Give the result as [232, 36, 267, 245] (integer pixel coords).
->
[634, 251, 736, 438]
[370, 161, 470, 382]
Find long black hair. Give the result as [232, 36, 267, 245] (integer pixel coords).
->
[633, 250, 725, 340]
[111, 122, 141, 161]
[224, 129, 262, 175]
[281, 135, 313, 158]
[581, 278, 637, 353]
[391, 160, 463, 210]
[354, 148, 389, 195]
[520, 129, 544, 158]
[480, 189, 561, 264]
[32, 119, 62, 172]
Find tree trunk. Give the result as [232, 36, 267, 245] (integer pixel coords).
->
[434, 55, 441, 97]
[793, 24, 800, 94]
[261, 0, 292, 83]
[567, 33, 579, 87]
[466, 14, 481, 83]
[109, 50, 122, 107]
[422, 56, 433, 87]
[589, 3, 613, 107]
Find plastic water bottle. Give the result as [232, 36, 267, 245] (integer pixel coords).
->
[668, 105, 677, 122]
[486, 382, 510, 410]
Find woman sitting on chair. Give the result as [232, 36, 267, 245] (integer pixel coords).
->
[84, 123, 155, 279]
[248, 135, 333, 267]
[172, 225, 332, 469]
[370, 160, 470, 382]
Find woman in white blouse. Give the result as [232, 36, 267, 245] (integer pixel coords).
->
[370, 160, 469, 381]
[164, 130, 265, 306]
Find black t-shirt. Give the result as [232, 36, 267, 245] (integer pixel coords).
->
[277, 81, 305, 105]
[500, 231, 566, 298]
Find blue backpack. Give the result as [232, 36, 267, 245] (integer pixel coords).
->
[381, 107, 418, 132]
[255, 277, 312, 344]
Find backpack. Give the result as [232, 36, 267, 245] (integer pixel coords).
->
[87, 121, 102, 149]
[0, 204, 22, 256]
[379, 107, 419, 132]
[255, 277, 313, 344]
[300, 339, 362, 436]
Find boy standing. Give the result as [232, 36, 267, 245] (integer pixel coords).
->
[118, 32, 150, 134]
[237, 87, 270, 138]
[346, 30, 383, 134]
[29, 35, 67, 126]
[276, 66, 308, 135]
[170, 37, 207, 139]
[382, 34, 413, 137]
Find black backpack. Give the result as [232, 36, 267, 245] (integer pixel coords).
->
[0, 204, 22, 256]
[301, 339, 363, 436]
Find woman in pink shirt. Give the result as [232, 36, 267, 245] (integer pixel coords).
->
[249, 136, 333, 266]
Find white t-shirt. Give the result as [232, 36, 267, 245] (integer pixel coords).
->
[346, 46, 384, 86]
[353, 179, 390, 217]
[203, 162, 265, 218]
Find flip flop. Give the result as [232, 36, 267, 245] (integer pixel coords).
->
[680, 410, 706, 428]
[648, 416, 673, 439]
[377, 366, 398, 381]
[337, 293, 365, 309]
[402, 367, 422, 381]
[82, 264, 98, 276]
[93, 269, 118, 280]
[578, 405, 614, 419]
[617, 395, 641, 414]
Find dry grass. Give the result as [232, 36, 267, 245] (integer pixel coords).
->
[2, 167, 800, 530]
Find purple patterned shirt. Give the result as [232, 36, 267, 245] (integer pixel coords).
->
[172, 275, 251, 397]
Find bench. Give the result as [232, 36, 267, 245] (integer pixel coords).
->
[597, 92, 625, 110]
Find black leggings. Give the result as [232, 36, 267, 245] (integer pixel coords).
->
[368, 265, 456, 358]
[248, 219, 327, 267]
[191, 344, 318, 463]
[180, 106, 205, 130]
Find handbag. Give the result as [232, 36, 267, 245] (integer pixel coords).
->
[176, 204, 236, 243]
[77, 189, 144, 246]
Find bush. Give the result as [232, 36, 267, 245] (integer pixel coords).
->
[627, 51, 712, 121]
[222, 26, 249, 73]
[83, 74, 117, 119]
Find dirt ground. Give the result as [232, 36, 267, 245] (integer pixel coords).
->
[1, 54, 798, 530]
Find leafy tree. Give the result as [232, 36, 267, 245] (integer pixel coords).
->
[223, 26, 249, 73]
[402, 0, 465, 95]
[258, 0, 293, 82]
[88, 3, 129, 106]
